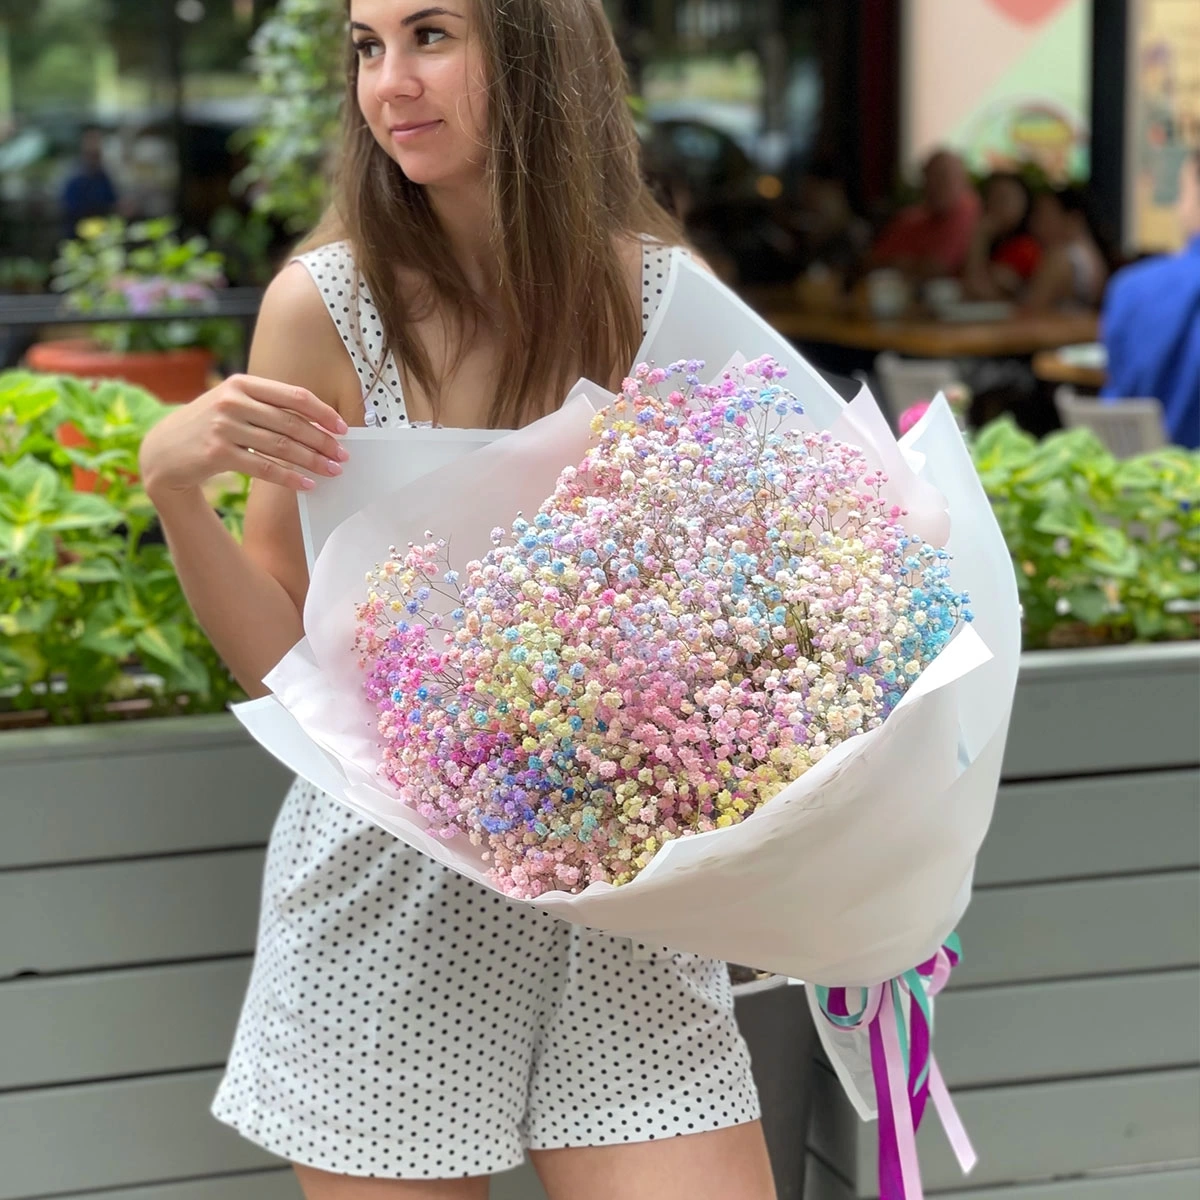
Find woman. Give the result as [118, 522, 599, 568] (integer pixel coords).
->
[138, 3, 775, 1199]
[961, 172, 1041, 301]
[1023, 187, 1110, 311]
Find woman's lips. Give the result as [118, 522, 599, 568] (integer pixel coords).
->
[390, 120, 443, 143]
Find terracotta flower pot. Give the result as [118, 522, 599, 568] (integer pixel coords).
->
[26, 340, 214, 492]
[24, 339, 215, 405]
[55, 419, 104, 493]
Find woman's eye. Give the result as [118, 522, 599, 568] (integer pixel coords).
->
[415, 26, 448, 47]
[353, 38, 382, 59]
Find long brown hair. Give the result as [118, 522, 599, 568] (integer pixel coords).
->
[303, 0, 682, 429]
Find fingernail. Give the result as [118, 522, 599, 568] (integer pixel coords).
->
[326, 459, 343, 475]
[337, 445, 351, 461]
[336, 417, 349, 434]
[301, 477, 316, 491]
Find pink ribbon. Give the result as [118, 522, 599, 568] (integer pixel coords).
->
[818, 941, 977, 1199]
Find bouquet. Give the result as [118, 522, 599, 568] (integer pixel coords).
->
[236, 255, 1020, 1199]
[353, 356, 970, 899]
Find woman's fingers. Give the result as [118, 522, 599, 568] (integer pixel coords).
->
[231, 375, 348, 435]
[239, 419, 345, 479]
[228, 447, 317, 493]
[236, 399, 350, 467]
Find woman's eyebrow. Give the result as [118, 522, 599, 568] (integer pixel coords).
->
[401, 7, 464, 25]
[350, 8, 465, 33]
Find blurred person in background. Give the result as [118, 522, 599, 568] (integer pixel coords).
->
[869, 148, 980, 280]
[59, 125, 119, 239]
[1023, 187, 1111, 311]
[961, 172, 1041, 301]
[1101, 149, 1200, 448]
[789, 167, 870, 275]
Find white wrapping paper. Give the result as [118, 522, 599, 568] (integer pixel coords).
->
[234, 252, 1021, 996]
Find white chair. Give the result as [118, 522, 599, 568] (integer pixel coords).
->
[1054, 386, 1169, 458]
[873, 352, 963, 428]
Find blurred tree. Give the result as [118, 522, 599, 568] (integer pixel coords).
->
[233, 0, 343, 234]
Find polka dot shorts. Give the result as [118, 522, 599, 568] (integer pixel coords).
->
[212, 782, 760, 1178]
[210, 240, 760, 1179]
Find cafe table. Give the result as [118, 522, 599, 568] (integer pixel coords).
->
[1031, 343, 1108, 391]
[743, 291, 1100, 360]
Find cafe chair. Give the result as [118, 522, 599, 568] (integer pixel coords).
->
[874, 352, 963, 428]
[1053, 386, 1169, 458]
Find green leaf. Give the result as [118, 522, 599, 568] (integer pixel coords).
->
[1084, 525, 1134, 564]
[46, 491, 123, 532]
[0, 597, 58, 636]
[79, 603, 137, 659]
[0, 523, 54, 560]
[134, 624, 187, 673]
[167, 649, 213, 696]
[1083, 545, 1141, 579]
[1033, 505, 1087, 539]
[0, 371, 63, 426]
[2, 455, 62, 518]
[1063, 586, 1110, 625]
[58, 559, 124, 585]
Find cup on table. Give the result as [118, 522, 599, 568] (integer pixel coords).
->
[866, 269, 910, 320]
[924, 277, 962, 316]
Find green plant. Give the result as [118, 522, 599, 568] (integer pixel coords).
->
[0, 256, 50, 294]
[50, 216, 242, 360]
[0, 370, 246, 724]
[971, 417, 1200, 648]
[208, 205, 278, 287]
[234, 0, 345, 234]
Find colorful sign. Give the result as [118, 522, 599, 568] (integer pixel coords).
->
[1126, 0, 1200, 251]
[903, 0, 1093, 182]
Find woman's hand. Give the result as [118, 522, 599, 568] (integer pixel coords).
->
[139, 373, 350, 499]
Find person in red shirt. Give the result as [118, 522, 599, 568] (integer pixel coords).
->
[870, 149, 981, 279]
[962, 172, 1042, 300]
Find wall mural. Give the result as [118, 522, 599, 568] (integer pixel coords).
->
[1127, 0, 1200, 251]
[904, 0, 1092, 183]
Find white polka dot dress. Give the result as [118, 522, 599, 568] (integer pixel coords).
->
[210, 239, 760, 1179]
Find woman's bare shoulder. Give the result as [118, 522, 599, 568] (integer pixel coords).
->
[248, 261, 363, 424]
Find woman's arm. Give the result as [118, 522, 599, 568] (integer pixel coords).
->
[139, 264, 359, 697]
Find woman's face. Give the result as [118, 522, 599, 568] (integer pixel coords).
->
[351, 1, 489, 191]
[984, 178, 1027, 235]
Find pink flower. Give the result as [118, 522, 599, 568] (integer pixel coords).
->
[898, 402, 931, 436]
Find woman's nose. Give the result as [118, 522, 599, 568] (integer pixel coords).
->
[374, 52, 423, 105]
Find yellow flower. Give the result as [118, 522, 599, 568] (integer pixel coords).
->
[76, 217, 110, 240]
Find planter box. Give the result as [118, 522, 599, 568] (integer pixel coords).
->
[0, 715, 294, 1200]
[5, 641, 1196, 1199]
[805, 641, 1200, 1199]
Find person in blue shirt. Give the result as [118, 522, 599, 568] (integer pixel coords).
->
[1101, 149, 1200, 449]
[59, 125, 118, 239]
